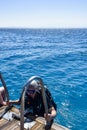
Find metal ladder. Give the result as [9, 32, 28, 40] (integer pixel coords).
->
[20, 76, 48, 130]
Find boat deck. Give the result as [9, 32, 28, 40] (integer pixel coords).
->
[0, 106, 69, 130]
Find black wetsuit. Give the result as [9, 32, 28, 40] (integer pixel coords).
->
[24, 89, 54, 117]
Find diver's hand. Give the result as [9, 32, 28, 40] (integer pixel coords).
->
[44, 113, 53, 122]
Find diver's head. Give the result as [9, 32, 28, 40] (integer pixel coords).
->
[26, 80, 40, 98]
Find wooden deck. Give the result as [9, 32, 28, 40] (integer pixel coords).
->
[0, 106, 69, 130]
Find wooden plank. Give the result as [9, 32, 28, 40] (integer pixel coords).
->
[11, 107, 19, 114]
[52, 123, 69, 130]
[0, 106, 6, 111]
[0, 119, 8, 127]
[31, 122, 42, 130]
[0, 106, 6, 115]
[36, 117, 69, 130]
[31, 122, 44, 130]
[0, 106, 69, 130]
[0, 120, 19, 130]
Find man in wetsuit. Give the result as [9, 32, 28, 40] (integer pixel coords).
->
[24, 80, 57, 129]
[9, 77, 57, 130]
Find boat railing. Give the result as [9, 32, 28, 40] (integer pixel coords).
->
[0, 72, 9, 103]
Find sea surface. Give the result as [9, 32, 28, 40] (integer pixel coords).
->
[0, 28, 87, 130]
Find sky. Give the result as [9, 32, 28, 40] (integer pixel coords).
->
[0, 0, 87, 28]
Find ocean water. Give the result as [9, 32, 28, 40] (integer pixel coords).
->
[0, 28, 87, 130]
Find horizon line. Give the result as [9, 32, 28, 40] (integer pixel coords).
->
[0, 27, 87, 29]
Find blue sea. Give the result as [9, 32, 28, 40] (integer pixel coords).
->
[0, 28, 87, 130]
